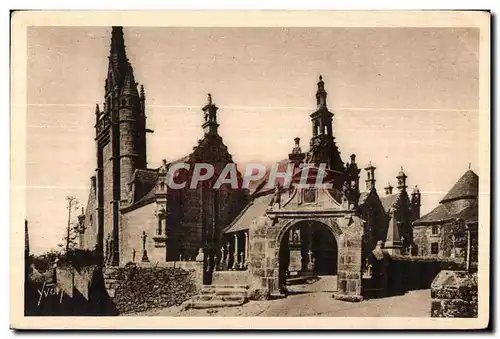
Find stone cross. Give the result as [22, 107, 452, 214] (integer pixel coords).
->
[179, 253, 183, 261]
[239, 251, 244, 269]
[221, 246, 226, 265]
[142, 231, 147, 251]
[408, 244, 413, 256]
[141, 231, 149, 262]
[308, 249, 313, 263]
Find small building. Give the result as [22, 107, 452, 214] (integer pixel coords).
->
[412, 169, 478, 259]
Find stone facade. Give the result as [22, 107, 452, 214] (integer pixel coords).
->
[222, 76, 419, 302]
[78, 27, 423, 305]
[80, 27, 248, 267]
[413, 170, 478, 260]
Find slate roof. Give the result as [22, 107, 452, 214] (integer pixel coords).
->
[131, 169, 159, 200]
[413, 202, 477, 225]
[358, 191, 371, 207]
[380, 193, 399, 212]
[224, 194, 274, 233]
[414, 170, 478, 225]
[440, 170, 478, 203]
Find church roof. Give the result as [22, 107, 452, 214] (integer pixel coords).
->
[414, 170, 478, 225]
[380, 193, 399, 212]
[440, 170, 478, 203]
[413, 201, 478, 225]
[126, 168, 159, 207]
[224, 194, 274, 234]
[120, 64, 139, 97]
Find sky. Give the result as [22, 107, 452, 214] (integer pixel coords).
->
[26, 26, 479, 254]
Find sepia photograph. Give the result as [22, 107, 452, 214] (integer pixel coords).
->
[10, 10, 490, 329]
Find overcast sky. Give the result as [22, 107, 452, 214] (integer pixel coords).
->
[26, 26, 479, 254]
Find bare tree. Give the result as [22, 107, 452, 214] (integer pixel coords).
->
[64, 196, 79, 259]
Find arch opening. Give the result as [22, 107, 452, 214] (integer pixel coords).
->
[278, 220, 339, 293]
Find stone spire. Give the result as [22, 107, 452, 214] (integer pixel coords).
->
[288, 137, 306, 169]
[202, 93, 219, 136]
[364, 161, 376, 191]
[384, 182, 393, 195]
[107, 26, 129, 89]
[308, 75, 344, 175]
[384, 209, 402, 255]
[396, 166, 408, 192]
[120, 64, 139, 97]
[410, 185, 422, 220]
[315, 75, 327, 108]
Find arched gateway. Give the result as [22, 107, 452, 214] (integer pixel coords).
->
[277, 219, 341, 291]
[247, 205, 366, 302]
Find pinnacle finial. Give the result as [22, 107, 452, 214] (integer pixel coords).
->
[140, 84, 145, 98]
[207, 93, 212, 105]
[319, 74, 323, 81]
[95, 103, 100, 114]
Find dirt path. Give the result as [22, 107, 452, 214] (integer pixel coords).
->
[127, 289, 431, 317]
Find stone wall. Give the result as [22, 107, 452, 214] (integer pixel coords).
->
[431, 270, 478, 318]
[28, 265, 119, 316]
[102, 140, 114, 244]
[104, 262, 200, 314]
[120, 202, 162, 265]
[335, 216, 363, 302]
[364, 255, 470, 299]
[81, 178, 98, 250]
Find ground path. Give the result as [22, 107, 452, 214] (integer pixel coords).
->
[127, 289, 431, 317]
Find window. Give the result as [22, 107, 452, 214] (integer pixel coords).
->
[432, 225, 439, 235]
[303, 188, 316, 203]
[157, 216, 163, 235]
[431, 242, 439, 255]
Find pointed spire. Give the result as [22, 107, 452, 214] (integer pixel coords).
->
[108, 26, 129, 88]
[316, 74, 327, 107]
[120, 63, 139, 97]
[202, 93, 219, 136]
[385, 210, 402, 255]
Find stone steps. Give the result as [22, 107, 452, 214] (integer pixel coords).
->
[182, 284, 249, 310]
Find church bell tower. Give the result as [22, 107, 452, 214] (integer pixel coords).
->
[94, 26, 150, 266]
[307, 75, 344, 173]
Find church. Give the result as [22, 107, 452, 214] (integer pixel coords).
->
[78, 26, 422, 300]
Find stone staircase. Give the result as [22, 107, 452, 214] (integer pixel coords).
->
[182, 284, 249, 310]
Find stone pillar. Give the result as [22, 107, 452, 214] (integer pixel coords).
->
[232, 233, 239, 269]
[244, 231, 249, 269]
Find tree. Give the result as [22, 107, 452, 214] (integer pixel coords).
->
[63, 196, 80, 259]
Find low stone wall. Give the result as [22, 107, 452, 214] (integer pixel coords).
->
[26, 264, 117, 316]
[431, 270, 478, 318]
[363, 255, 469, 299]
[104, 262, 201, 314]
